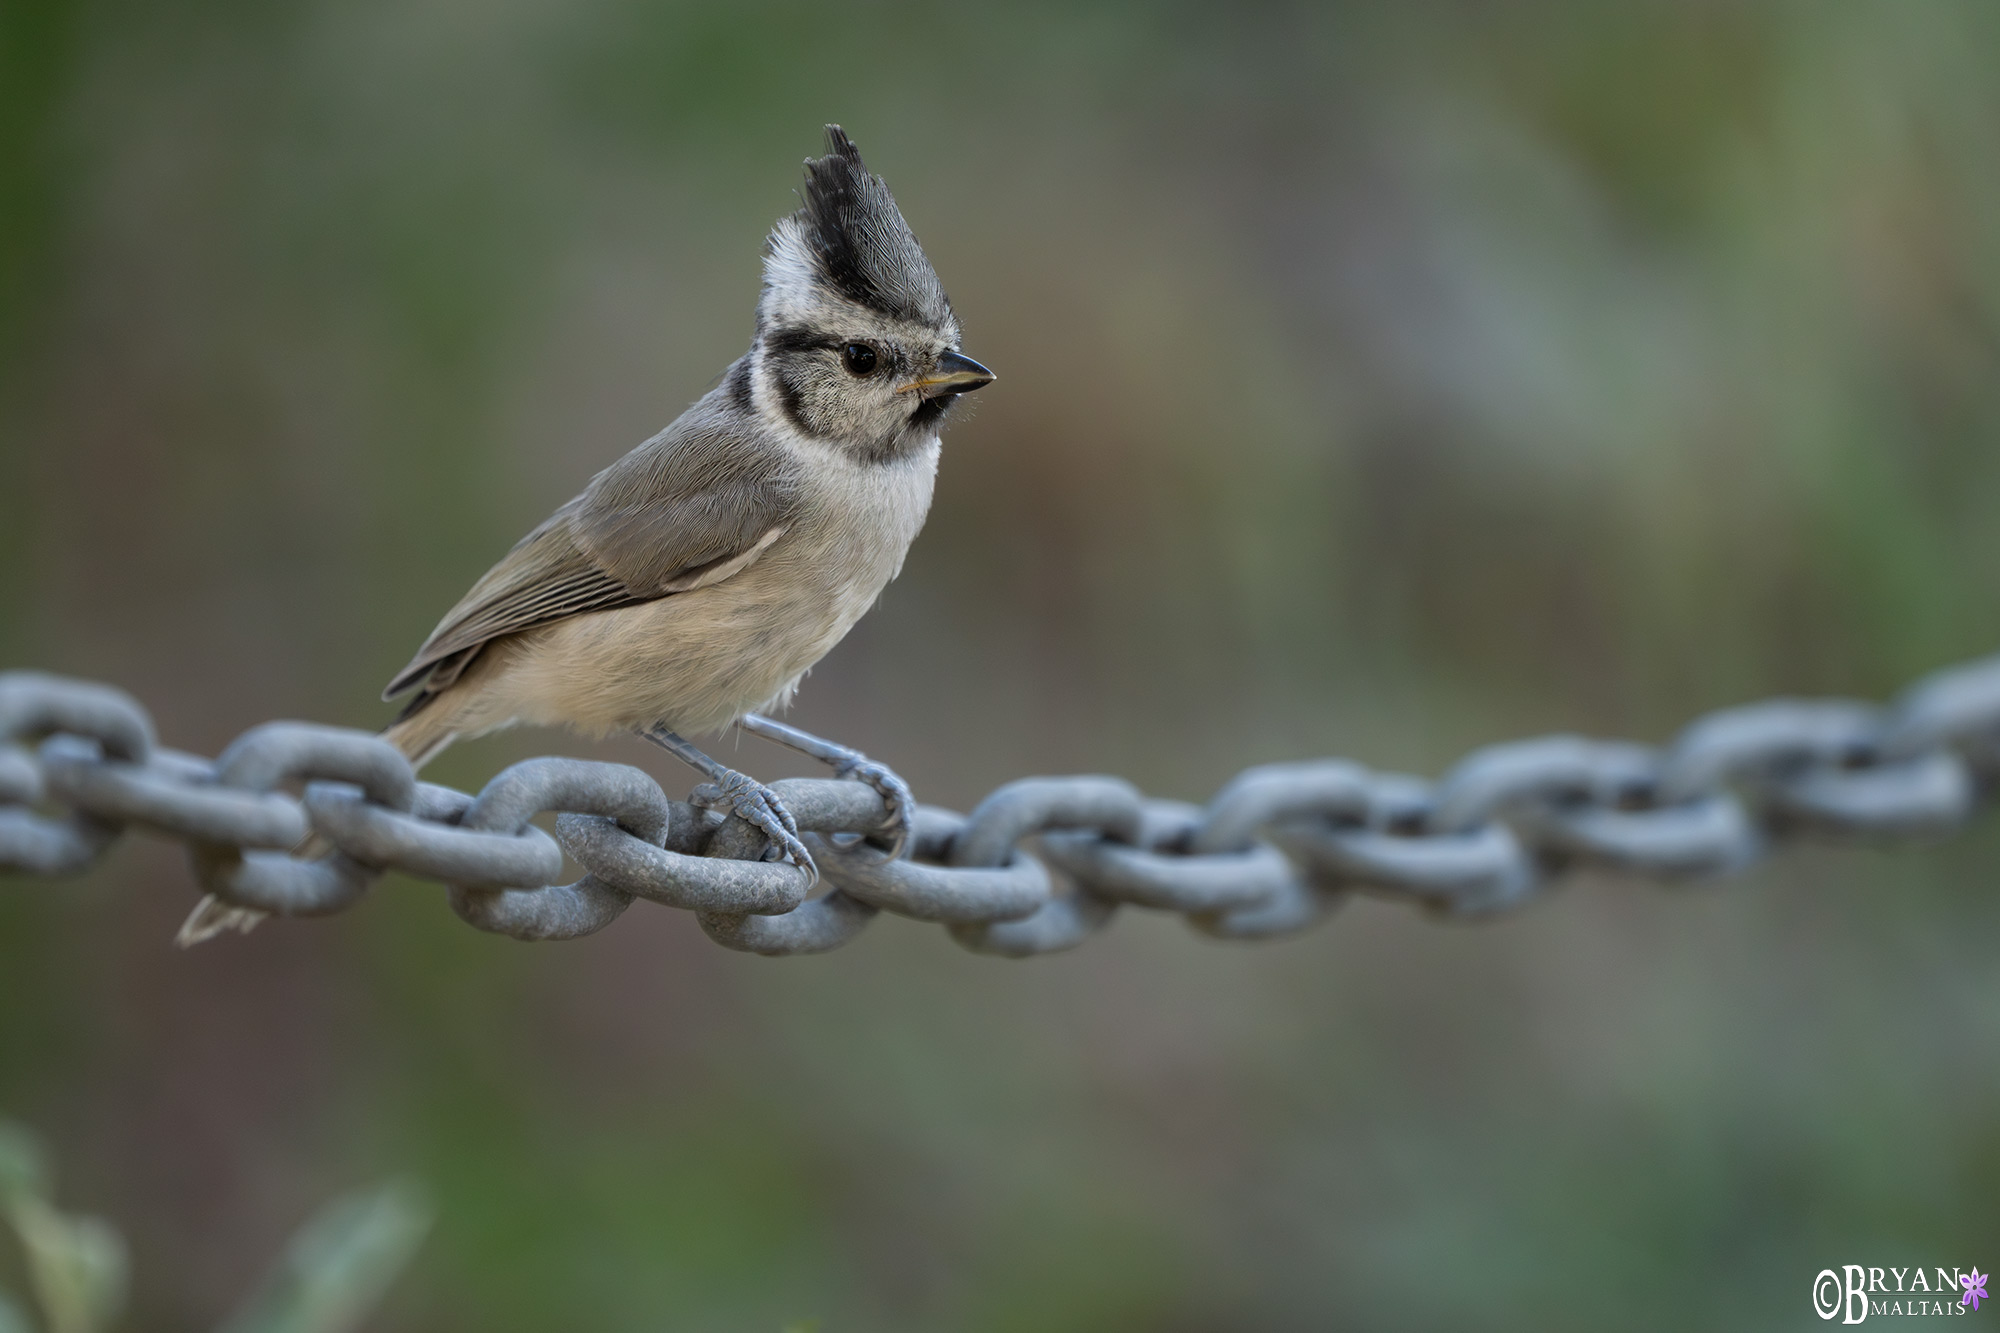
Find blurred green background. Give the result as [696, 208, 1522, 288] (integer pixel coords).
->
[5, 1, 2000, 1328]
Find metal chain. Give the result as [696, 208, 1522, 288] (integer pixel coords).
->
[5, 655, 2000, 956]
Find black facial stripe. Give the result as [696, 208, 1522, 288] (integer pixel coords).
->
[723, 357, 752, 412]
[763, 324, 843, 356]
[772, 364, 817, 437]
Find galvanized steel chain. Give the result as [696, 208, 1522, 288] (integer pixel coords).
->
[4, 654, 2000, 956]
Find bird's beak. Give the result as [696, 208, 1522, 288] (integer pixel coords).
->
[897, 350, 996, 399]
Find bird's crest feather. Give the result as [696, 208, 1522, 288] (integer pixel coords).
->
[762, 126, 950, 329]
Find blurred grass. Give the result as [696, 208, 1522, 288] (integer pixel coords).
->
[0, 1119, 427, 1333]
[6, 1, 2000, 1329]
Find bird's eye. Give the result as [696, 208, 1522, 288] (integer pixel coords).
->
[841, 343, 879, 376]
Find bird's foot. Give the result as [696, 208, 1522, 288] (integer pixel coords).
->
[690, 768, 817, 888]
[733, 715, 917, 862]
[829, 754, 915, 862]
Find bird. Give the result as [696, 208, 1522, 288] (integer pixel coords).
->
[178, 125, 992, 944]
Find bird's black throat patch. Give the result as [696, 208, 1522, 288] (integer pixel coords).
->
[908, 395, 954, 433]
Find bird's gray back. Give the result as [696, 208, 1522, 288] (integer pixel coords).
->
[384, 371, 804, 701]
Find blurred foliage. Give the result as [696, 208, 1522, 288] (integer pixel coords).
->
[213, 1182, 429, 1333]
[0, 1122, 426, 1333]
[5, 0, 2000, 1329]
[0, 1123, 126, 1333]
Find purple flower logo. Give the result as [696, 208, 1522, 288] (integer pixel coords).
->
[1964, 1268, 1988, 1310]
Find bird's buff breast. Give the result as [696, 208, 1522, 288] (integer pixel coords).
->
[478, 442, 937, 738]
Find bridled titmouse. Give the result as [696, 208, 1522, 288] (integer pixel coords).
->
[181, 126, 992, 944]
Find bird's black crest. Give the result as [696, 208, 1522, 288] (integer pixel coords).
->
[796, 126, 950, 326]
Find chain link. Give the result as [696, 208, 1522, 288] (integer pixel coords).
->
[5, 654, 2000, 956]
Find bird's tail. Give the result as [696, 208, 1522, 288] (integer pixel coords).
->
[380, 701, 461, 772]
[177, 700, 460, 947]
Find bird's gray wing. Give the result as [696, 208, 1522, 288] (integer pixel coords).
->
[384, 404, 801, 701]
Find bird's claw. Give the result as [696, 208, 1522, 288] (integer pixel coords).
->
[691, 769, 817, 888]
[834, 756, 916, 862]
